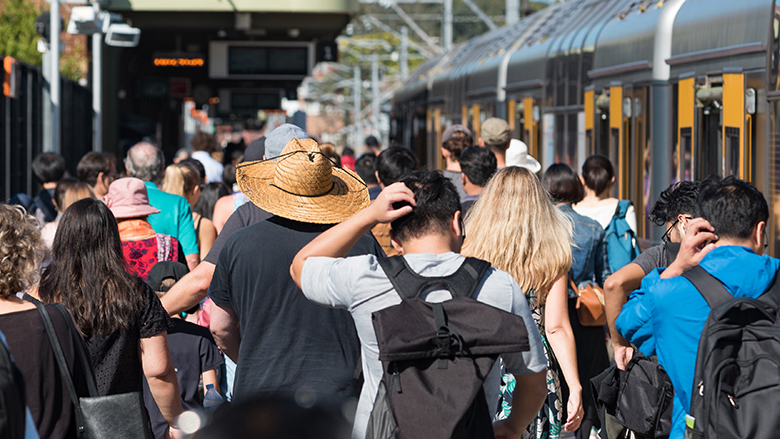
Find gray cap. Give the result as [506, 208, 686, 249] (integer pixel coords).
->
[265, 124, 310, 159]
[480, 118, 510, 147]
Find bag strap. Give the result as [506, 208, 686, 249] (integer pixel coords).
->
[34, 302, 86, 433]
[377, 255, 491, 300]
[54, 304, 98, 396]
[681, 265, 734, 309]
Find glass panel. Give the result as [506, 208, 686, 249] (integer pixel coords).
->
[724, 127, 740, 176]
[567, 113, 578, 167]
[769, 101, 780, 256]
[680, 127, 693, 181]
[555, 114, 566, 163]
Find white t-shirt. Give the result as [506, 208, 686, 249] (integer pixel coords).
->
[191, 151, 225, 184]
[573, 199, 637, 233]
[301, 252, 547, 439]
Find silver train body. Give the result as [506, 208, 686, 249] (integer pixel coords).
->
[391, 0, 780, 249]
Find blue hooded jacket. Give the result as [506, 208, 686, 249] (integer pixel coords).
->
[616, 246, 780, 438]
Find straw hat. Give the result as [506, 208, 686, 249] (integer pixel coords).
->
[236, 138, 369, 224]
[103, 177, 160, 219]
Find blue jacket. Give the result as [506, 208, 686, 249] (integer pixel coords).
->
[616, 246, 780, 439]
[144, 182, 198, 256]
[559, 205, 609, 290]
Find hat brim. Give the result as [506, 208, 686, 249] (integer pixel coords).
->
[518, 157, 542, 174]
[236, 160, 370, 224]
[110, 204, 161, 220]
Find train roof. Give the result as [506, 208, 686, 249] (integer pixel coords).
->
[667, 0, 773, 78]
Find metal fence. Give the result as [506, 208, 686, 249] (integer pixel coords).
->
[0, 57, 93, 202]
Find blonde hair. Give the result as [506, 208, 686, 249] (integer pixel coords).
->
[462, 166, 572, 304]
[162, 163, 200, 198]
[0, 204, 43, 298]
[60, 183, 94, 212]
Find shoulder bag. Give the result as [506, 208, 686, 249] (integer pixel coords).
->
[570, 279, 607, 327]
[35, 302, 153, 439]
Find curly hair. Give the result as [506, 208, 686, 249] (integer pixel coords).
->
[0, 204, 43, 298]
[648, 180, 700, 227]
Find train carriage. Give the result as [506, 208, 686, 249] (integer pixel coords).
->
[391, 0, 780, 252]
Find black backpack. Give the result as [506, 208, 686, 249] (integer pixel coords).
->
[682, 265, 780, 439]
[365, 256, 530, 439]
[0, 335, 27, 439]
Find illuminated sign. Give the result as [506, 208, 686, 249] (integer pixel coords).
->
[154, 57, 204, 67]
[153, 52, 205, 67]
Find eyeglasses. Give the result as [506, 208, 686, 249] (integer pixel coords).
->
[662, 216, 693, 244]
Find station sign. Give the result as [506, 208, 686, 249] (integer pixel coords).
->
[153, 53, 205, 68]
[209, 41, 315, 80]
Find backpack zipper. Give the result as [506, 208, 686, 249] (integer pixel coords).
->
[392, 362, 402, 393]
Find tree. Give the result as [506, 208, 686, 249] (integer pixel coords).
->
[0, 0, 43, 67]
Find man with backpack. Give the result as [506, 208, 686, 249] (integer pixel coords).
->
[291, 170, 548, 439]
[616, 175, 779, 439]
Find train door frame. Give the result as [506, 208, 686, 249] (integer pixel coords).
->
[508, 96, 541, 159]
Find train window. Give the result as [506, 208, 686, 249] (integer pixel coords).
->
[680, 127, 693, 181]
[724, 126, 740, 176]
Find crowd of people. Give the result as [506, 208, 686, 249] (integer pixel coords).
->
[1, 116, 776, 439]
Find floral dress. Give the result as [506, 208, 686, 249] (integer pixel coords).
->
[495, 289, 563, 439]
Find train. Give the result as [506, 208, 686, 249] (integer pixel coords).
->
[391, 0, 780, 252]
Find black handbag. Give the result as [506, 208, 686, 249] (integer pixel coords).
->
[35, 302, 153, 439]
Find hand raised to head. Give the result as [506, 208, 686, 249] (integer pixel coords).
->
[368, 182, 416, 224]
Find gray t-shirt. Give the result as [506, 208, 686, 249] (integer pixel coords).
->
[301, 252, 547, 439]
[632, 243, 680, 274]
[442, 170, 468, 199]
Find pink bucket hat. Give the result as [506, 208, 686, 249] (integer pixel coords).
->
[103, 177, 160, 219]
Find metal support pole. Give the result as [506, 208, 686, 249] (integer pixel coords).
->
[506, 0, 519, 25]
[42, 49, 52, 152]
[92, 3, 102, 152]
[371, 55, 380, 138]
[460, 0, 497, 31]
[400, 26, 409, 80]
[50, 0, 61, 153]
[353, 65, 362, 150]
[443, 0, 453, 52]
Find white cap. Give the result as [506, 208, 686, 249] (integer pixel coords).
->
[505, 139, 541, 173]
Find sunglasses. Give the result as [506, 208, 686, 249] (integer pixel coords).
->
[662, 216, 693, 244]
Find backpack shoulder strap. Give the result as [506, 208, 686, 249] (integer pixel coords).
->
[757, 267, 780, 308]
[614, 200, 631, 219]
[681, 265, 734, 309]
[376, 255, 491, 300]
[377, 256, 424, 299]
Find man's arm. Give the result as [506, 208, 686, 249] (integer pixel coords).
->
[210, 303, 241, 362]
[177, 200, 200, 270]
[493, 371, 547, 439]
[160, 261, 215, 316]
[604, 263, 644, 369]
[291, 183, 415, 288]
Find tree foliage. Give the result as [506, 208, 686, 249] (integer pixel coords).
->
[0, 0, 43, 67]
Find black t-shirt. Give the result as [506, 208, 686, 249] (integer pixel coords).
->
[632, 242, 680, 274]
[209, 216, 383, 402]
[143, 319, 223, 439]
[87, 284, 173, 396]
[204, 202, 272, 265]
[0, 305, 90, 439]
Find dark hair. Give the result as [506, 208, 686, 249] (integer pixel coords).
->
[191, 131, 216, 152]
[648, 180, 700, 226]
[194, 182, 230, 221]
[697, 175, 768, 240]
[222, 163, 237, 187]
[355, 153, 378, 185]
[581, 155, 615, 195]
[342, 147, 355, 157]
[376, 146, 418, 186]
[459, 146, 497, 187]
[39, 198, 144, 337]
[77, 152, 115, 186]
[365, 135, 380, 147]
[543, 163, 584, 204]
[181, 158, 206, 183]
[32, 153, 66, 185]
[391, 170, 461, 243]
[442, 138, 467, 162]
